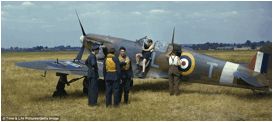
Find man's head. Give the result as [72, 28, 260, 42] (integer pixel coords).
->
[119, 46, 126, 56]
[147, 39, 153, 46]
[91, 45, 100, 54]
[108, 48, 116, 55]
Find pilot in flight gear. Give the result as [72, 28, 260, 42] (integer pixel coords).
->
[85, 45, 100, 107]
[52, 74, 68, 97]
[118, 46, 133, 104]
[103, 48, 121, 107]
[166, 50, 181, 96]
[135, 39, 155, 78]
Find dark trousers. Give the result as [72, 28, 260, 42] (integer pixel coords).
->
[105, 80, 119, 106]
[168, 66, 180, 95]
[119, 78, 131, 103]
[88, 78, 98, 105]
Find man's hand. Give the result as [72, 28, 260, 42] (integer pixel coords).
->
[125, 60, 130, 63]
[120, 79, 122, 84]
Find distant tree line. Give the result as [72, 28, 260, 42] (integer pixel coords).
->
[2, 45, 82, 52]
[183, 40, 271, 50]
[2, 40, 272, 52]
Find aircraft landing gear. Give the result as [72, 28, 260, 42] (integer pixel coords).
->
[52, 74, 68, 97]
[251, 89, 263, 97]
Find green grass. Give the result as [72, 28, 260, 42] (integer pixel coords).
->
[197, 50, 257, 63]
[1, 50, 272, 121]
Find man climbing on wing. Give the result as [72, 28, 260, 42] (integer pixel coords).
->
[135, 39, 155, 78]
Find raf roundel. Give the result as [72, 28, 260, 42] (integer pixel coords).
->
[179, 52, 195, 75]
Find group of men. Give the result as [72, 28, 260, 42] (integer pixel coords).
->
[85, 45, 133, 107]
[53, 39, 183, 107]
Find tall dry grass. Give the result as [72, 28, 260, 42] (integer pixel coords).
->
[1, 50, 272, 121]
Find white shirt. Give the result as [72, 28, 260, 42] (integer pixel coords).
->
[148, 44, 154, 52]
[169, 55, 179, 65]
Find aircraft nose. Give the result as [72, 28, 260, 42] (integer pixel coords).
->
[79, 35, 84, 44]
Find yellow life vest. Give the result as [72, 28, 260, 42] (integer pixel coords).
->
[119, 55, 130, 70]
[106, 54, 117, 72]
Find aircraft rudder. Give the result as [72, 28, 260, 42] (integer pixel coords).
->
[248, 44, 272, 74]
[248, 43, 272, 89]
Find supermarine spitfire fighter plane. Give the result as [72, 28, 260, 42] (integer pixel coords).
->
[15, 11, 272, 96]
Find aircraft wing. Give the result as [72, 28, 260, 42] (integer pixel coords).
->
[14, 60, 104, 77]
[15, 59, 166, 79]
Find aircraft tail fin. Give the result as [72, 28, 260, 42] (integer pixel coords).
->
[248, 43, 272, 89]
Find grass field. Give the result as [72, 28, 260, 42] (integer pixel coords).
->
[1, 50, 272, 121]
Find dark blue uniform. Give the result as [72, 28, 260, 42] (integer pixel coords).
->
[119, 55, 133, 104]
[103, 54, 121, 107]
[85, 53, 99, 106]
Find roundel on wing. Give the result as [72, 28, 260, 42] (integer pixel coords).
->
[179, 52, 195, 75]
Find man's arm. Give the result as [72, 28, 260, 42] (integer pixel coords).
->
[103, 58, 106, 78]
[91, 55, 98, 71]
[142, 46, 145, 50]
[166, 51, 172, 58]
[115, 58, 121, 80]
[120, 62, 126, 66]
[143, 45, 155, 52]
[85, 56, 89, 68]
[177, 56, 181, 66]
[129, 60, 133, 78]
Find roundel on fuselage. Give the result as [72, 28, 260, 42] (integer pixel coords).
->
[179, 52, 195, 75]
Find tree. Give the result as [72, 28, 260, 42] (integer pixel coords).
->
[191, 44, 196, 50]
[245, 40, 251, 46]
[211, 45, 218, 49]
[200, 44, 209, 50]
[219, 43, 224, 47]
[251, 44, 257, 50]
[237, 44, 242, 48]
[260, 40, 265, 44]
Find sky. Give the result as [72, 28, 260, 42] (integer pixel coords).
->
[1, 1, 272, 48]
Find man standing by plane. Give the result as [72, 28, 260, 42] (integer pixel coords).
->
[118, 46, 133, 104]
[166, 50, 181, 96]
[85, 45, 100, 106]
[103, 48, 121, 107]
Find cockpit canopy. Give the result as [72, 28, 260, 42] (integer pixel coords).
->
[154, 41, 169, 53]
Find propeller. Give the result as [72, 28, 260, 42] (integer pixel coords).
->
[171, 27, 175, 50]
[75, 10, 86, 61]
[75, 10, 86, 36]
[172, 27, 175, 45]
[75, 45, 85, 61]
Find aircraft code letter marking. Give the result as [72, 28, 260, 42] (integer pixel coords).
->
[207, 62, 218, 78]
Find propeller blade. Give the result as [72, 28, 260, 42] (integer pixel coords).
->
[171, 27, 175, 45]
[75, 10, 86, 36]
[75, 45, 85, 60]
